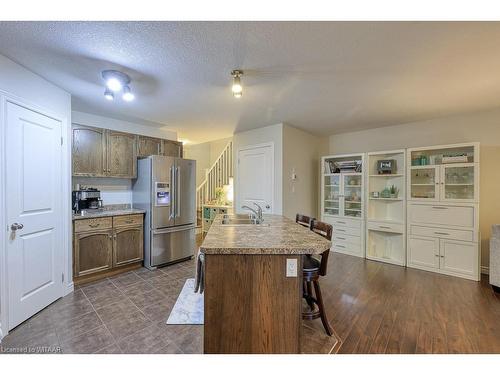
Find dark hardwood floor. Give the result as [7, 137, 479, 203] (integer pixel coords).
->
[2, 232, 499, 354]
[320, 252, 500, 353]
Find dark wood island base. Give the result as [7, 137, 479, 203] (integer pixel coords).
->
[204, 254, 302, 354]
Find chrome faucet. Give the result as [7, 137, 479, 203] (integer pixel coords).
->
[241, 203, 264, 222]
[253, 203, 263, 220]
[241, 205, 259, 219]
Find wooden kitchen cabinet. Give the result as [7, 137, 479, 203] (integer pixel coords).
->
[163, 140, 183, 157]
[113, 226, 144, 267]
[73, 213, 144, 284]
[138, 136, 163, 157]
[72, 124, 183, 177]
[107, 131, 137, 178]
[73, 229, 113, 277]
[72, 125, 107, 177]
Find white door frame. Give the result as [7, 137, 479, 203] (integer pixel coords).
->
[235, 142, 275, 214]
[0, 90, 72, 340]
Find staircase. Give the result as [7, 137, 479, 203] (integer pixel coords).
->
[196, 141, 233, 226]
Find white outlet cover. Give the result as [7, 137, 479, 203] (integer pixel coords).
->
[286, 258, 298, 277]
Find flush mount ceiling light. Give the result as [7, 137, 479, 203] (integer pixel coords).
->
[101, 70, 135, 102]
[104, 88, 114, 101]
[122, 85, 135, 102]
[231, 70, 243, 98]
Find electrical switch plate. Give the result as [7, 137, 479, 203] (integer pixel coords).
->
[286, 258, 298, 277]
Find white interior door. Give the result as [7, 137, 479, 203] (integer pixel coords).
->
[6, 102, 63, 330]
[237, 143, 274, 214]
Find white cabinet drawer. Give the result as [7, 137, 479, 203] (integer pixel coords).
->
[410, 225, 474, 241]
[333, 233, 361, 246]
[367, 221, 404, 234]
[332, 225, 360, 236]
[409, 204, 474, 228]
[333, 242, 363, 257]
[328, 217, 361, 229]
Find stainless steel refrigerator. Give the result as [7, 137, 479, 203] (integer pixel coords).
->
[132, 155, 196, 269]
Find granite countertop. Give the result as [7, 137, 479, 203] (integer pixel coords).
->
[72, 204, 146, 220]
[200, 214, 331, 255]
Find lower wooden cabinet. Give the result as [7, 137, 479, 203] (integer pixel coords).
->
[73, 214, 144, 283]
[74, 229, 113, 277]
[113, 226, 144, 267]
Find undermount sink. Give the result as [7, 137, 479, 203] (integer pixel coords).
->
[222, 213, 254, 220]
[221, 215, 268, 226]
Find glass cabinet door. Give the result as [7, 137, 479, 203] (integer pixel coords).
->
[324, 174, 340, 216]
[343, 174, 362, 218]
[410, 167, 438, 200]
[442, 165, 475, 201]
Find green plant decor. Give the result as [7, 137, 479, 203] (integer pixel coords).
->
[215, 187, 225, 205]
[389, 185, 399, 198]
[380, 187, 391, 198]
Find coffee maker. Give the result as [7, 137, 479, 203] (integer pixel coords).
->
[72, 187, 102, 213]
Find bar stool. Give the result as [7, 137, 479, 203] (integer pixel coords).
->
[295, 213, 315, 228]
[302, 219, 334, 336]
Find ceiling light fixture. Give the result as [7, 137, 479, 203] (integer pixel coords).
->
[122, 85, 135, 102]
[102, 70, 130, 91]
[104, 88, 114, 101]
[231, 70, 243, 98]
[101, 70, 135, 102]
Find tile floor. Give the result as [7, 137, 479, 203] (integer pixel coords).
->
[0, 258, 339, 354]
[0, 259, 201, 354]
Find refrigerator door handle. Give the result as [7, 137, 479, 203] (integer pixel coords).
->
[169, 165, 175, 220]
[153, 225, 194, 235]
[176, 166, 181, 217]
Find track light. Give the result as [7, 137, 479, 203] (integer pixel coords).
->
[122, 85, 135, 102]
[101, 70, 135, 102]
[104, 88, 114, 101]
[231, 70, 243, 98]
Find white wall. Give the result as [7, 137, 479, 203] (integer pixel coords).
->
[282, 124, 325, 220]
[72, 177, 133, 206]
[328, 107, 500, 271]
[184, 142, 212, 187]
[71, 111, 178, 206]
[0, 54, 72, 339]
[184, 137, 233, 187]
[233, 124, 284, 214]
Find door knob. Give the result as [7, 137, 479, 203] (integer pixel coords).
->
[11, 223, 24, 231]
[265, 205, 270, 209]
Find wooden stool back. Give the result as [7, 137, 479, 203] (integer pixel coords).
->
[295, 213, 315, 228]
[310, 220, 332, 276]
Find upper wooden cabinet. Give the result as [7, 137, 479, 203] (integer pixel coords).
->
[138, 136, 163, 157]
[163, 140, 183, 157]
[72, 125, 182, 177]
[107, 131, 137, 178]
[72, 125, 107, 177]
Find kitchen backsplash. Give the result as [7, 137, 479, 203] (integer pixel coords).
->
[72, 177, 132, 205]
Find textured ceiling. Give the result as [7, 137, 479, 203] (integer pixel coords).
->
[1, 21, 500, 143]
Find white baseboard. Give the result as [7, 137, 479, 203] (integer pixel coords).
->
[481, 266, 489, 275]
[64, 282, 75, 296]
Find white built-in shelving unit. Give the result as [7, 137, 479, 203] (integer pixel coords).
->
[321, 153, 365, 258]
[406, 142, 480, 281]
[366, 150, 406, 266]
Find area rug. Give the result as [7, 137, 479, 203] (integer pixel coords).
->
[166, 278, 204, 325]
